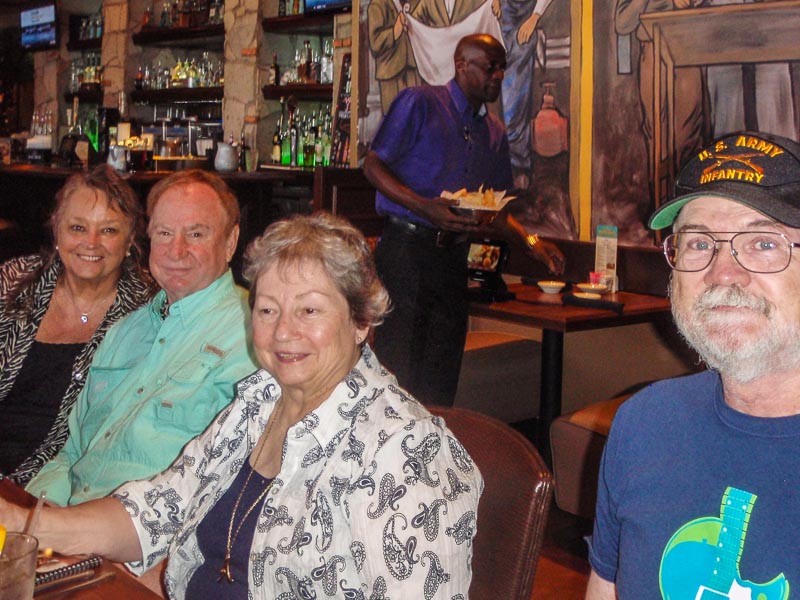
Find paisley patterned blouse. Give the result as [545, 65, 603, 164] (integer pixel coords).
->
[116, 345, 483, 599]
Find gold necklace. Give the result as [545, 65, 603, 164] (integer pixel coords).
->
[218, 399, 284, 584]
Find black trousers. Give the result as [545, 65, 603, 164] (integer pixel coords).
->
[373, 218, 470, 407]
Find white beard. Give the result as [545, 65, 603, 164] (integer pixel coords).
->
[671, 282, 800, 383]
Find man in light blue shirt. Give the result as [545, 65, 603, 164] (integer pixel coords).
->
[28, 171, 260, 505]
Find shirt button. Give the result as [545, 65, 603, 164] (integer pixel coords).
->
[73, 372, 83, 381]
[83, 485, 90, 493]
[159, 338, 166, 344]
[137, 387, 144, 394]
[156, 379, 163, 386]
[104, 431, 112, 439]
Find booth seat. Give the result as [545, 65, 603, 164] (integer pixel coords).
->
[549, 393, 630, 519]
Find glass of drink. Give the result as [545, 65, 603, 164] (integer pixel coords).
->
[0, 533, 39, 600]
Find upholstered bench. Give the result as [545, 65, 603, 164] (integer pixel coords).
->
[549, 393, 631, 519]
[454, 330, 541, 424]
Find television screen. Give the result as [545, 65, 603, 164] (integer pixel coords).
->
[303, 0, 351, 15]
[20, 4, 58, 51]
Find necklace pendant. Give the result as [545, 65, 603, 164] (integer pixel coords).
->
[218, 557, 234, 583]
[80, 313, 89, 324]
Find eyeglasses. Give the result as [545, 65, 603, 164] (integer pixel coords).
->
[466, 60, 506, 76]
[663, 231, 800, 273]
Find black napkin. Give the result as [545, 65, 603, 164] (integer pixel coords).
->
[562, 293, 624, 314]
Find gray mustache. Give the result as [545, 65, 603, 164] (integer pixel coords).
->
[695, 285, 773, 317]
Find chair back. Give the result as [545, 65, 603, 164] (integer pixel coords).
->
[428, 406, 553, 600]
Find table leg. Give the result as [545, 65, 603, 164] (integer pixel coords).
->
[539, 329, 564, 465]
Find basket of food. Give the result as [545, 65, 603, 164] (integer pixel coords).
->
[442, 185, 516, 225]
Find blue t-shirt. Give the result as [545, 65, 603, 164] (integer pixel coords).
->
[590, 370, 800, 599]
[370, 79, 513, 227]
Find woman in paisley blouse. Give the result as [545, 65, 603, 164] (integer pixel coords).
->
[0, 212, 483, 599]
[0, 165, 154, 485]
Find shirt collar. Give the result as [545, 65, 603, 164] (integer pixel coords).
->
[283, 345, 387, 450]
[447, 78, 487, 119]
[149, 269, 236, 327]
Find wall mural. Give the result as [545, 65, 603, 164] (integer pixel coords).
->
[357, 0, 800, 246]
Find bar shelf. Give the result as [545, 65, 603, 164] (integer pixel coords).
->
[130, 86, 224, 104]
[132, 24, 225, 51]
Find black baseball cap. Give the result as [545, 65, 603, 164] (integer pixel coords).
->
[649, 132, 800, 230]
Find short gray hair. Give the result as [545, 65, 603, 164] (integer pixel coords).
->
[243, 212, 390, 329]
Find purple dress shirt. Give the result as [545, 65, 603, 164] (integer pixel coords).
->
[371, 79, 513, 227]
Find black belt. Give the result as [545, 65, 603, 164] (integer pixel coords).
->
[385, 215, 469, 247]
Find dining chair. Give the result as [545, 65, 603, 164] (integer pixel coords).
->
[428, 406, 553, 600]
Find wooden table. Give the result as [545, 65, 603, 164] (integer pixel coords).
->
[639, 0, 800, 209]
[0, 478, 161, 600]
[469, 284, 671, 458]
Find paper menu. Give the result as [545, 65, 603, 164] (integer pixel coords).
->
[595, 225, 618, 292]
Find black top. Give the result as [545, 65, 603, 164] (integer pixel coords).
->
[0, 340, 83, 475]
[186, 460, 272, 598]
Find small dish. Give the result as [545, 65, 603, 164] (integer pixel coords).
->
[573, 291, 602, 300]
[576, 282, 608, 294]
[538, 280, 566, 294]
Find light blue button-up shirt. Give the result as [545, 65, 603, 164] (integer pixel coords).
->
[27, 270, 259, 505]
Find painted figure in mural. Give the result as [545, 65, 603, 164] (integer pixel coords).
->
[367, 0, 422, 114]
[615, 0, 708, 192]
[705, 0, 797, 142]
[492, 0, 557, 190]
[363, 34, 564, 407]
[586, 132, 800, 599]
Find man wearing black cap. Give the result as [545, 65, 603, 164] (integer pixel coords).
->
[586, 132, 800, 599]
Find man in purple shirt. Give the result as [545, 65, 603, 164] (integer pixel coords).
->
[364, 33, 563, 407]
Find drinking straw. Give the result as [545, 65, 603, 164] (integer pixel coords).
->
[25, 491, 46, 536]
[0, 523, 6, 555]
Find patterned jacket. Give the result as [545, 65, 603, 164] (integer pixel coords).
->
[117, 346, 483, 599]
[0, 254, 155, 485]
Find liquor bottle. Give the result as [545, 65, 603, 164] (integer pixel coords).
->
[59, 107, 79, 166]
[272, 97, 284, 163]
[314, 124, 323, 166]
[288, 107, 298, 167]
[278, 0, 286, 16]
[269, 53, 280, 86]
[303, 118, 315, 168]
[302, 40, 312, 83]
[160, 1, 171, 27]
[143, 1, 154, 26]
[322, 107, 332, 166]
[135, 66, 145, 90]
[239, 129, 249, 172]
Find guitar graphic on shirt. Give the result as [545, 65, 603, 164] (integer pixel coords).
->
[659, 486, 789, 600]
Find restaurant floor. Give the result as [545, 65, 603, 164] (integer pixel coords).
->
[508, 419, 592, 599]
[531, 507, 592, 599]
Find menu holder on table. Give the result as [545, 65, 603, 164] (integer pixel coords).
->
[35, 553, 115, 597]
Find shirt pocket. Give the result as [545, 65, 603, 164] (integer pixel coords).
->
[154, 347, 227, 432]
[83, 366, 132, 438]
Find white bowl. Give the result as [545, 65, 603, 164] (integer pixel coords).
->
[576, 282, 608, 294]
[573, 291, 602, 300]
[538, 280, 566, 294]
